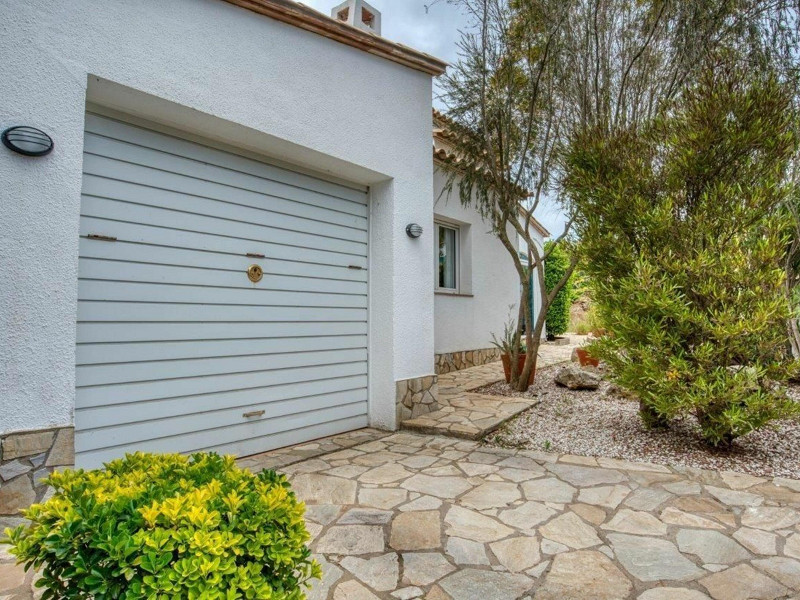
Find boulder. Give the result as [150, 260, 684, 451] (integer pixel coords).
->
[554, 364, 600, 390]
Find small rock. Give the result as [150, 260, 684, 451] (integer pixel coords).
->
[390, 511, 441, 550]
[700, 563, 789, 600]
[601, 509, 666, 536]
[638, 589, 711, 600]
[399, 495, 442, 512]
[498, 501, 555, 530]
[732, 527, 777, 555]
[1, 431, 54, 461]
[0, 460, 31, 482]
[741, 506, 800, 531]
[333, 580, 380, 600]
[438, 568, 531, 600]
[392, 587, 423, 599]
[0, 476, 35, 515]
[316, 525, 384, 555]
[676, 529, 751, 564]
[291, 474, 357, 505]
[784, 533, 800, 559]
[446, 536, 490, 565]
[540, 538, 569, 555]
[535, 550, 633, 600]
[554, 364, 601, 390]
[659, 507, 725, 530]
[460, 482, 520, 510]
[0, 562, 26, 592]
[45, 428, 74, 467]
[751, 556, 800, 589]
[608, 533, 703, 582]
[705, 485, 763, 508]
[340, 554, 398, 592]
[444, 506, 513, 543]
[521, 477, 576, 503]
[547, 464, 625, 487]
[338, 508, 393, 525]
[489, 537, 541, 572]
[359, 463, 413, 484]
[401, 474, 473, 499]
[539, 512, 602, 549]
[304, 504, 342, 525]
[578, 485, 630, 509]
[402, 552, 455, 586]
[358, 488, 407, 509]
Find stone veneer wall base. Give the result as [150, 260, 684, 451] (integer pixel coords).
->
[396, 375, 439, 422]
[435, 347, 501, 375]
[0, 426, 74, 518]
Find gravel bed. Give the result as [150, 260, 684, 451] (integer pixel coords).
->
[480, 365, 800, 478]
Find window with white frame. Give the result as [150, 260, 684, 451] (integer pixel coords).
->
[436, 222, 459, 291]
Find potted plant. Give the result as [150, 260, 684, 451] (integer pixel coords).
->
[492, 311, 535, 386]
[575, 346, 600, 367]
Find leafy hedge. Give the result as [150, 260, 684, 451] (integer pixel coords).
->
[4, 452, 320, 600]
[544, 241, 573, 337]
[565, 66, 800, 445]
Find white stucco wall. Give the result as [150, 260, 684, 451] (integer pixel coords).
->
[433, 169, 541, 354]
[0, 0, 435, 433]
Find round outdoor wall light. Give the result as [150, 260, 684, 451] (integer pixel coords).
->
[406, 223, 423, 238]
[2, 126, 54, 157]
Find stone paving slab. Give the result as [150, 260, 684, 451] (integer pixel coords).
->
[5, 429, 799, 599]
[402, 341, 579, 439]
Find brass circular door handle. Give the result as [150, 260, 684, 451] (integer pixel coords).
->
[247, 264, 263, 283]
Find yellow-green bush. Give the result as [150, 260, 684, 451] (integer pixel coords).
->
[4, 452, 320, 600]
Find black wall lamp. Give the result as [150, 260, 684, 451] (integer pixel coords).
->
[2, 126, 54, 157]
[406, 223, 423, 238]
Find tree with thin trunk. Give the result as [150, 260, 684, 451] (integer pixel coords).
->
[438, 0, 576, 391]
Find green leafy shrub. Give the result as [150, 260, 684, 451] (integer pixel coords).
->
[544, 241, 573, 337]
[565, 65, 800, 445]
[4, 452, 320, 599]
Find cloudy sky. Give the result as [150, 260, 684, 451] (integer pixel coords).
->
[301, 0, 566, 236]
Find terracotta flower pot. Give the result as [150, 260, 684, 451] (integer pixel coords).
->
[501, 354, 535, 387]
[575, 347, 599, 368]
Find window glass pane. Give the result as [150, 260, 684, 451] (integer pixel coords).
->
[439, 225, 457, 289]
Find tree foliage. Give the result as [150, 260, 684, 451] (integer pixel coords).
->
[565, 65, 800, 445]
[544, 241, 573, 336]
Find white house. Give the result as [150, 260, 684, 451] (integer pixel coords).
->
[0, 0, 543, 508]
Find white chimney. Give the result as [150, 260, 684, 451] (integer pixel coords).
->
[331, 0, 381, 36]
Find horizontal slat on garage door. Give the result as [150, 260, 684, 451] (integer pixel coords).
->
[77, 352, 367, 407]
[78, 240, 367, 281]
[78, 414, 369, 469]
[84, 114, 368, 205]
[76, 335, 367, 365]
[75, 113, 369, 468]
[79, 258, 367, 295]
[76, 388, 368, 452]
[78, 281, 367, 308]
[78, 302, 366, 323]
[79, 218, 368, 269]
[76, 375, 367, 427]
[77, 348, 367, 386]
[81, 188, 366, 254]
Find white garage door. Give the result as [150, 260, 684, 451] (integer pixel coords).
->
[75, 113, 369, 468]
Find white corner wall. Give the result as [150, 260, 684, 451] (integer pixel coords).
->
[0, 0, 435, 434]
[433, 169, 527, 354]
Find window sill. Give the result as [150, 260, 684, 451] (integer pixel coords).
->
[435, 291, 474, 298]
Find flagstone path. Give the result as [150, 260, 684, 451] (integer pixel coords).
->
[7, 429, 798, 599]
[402, 340, 578, 439]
